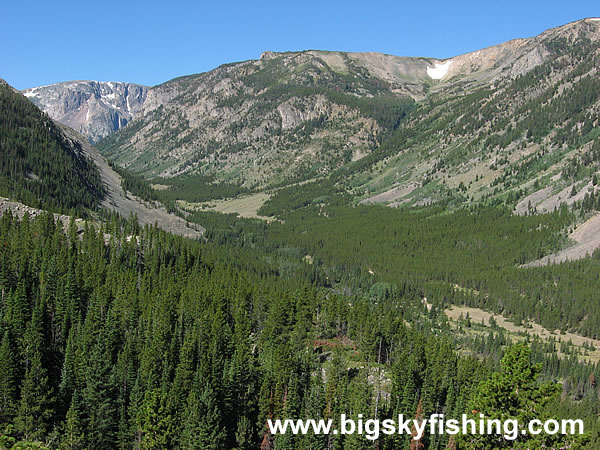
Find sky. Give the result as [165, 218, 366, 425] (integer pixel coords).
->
[2, 1, 598, 90]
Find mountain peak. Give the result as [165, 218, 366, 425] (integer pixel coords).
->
[260, 50, 280, 60]
[22, 80, 148, 143]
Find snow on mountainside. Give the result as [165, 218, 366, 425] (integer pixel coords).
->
[23, 81, 148, 142]
[426, 60, 453, 79]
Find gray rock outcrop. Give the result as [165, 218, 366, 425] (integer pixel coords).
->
[23, 81, 148, 142]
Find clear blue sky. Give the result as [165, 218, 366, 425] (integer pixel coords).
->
[2, 0, 598, 90]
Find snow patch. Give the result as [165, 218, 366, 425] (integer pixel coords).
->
[104, 92, 117, 106]
[427, 60, 453, 80]
[589, 18, 600, 21]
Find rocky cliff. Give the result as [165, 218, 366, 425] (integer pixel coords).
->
[23, 81, 148, 142]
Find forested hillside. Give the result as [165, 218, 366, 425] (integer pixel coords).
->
[0, 210, 596, 449]
[0, 81, 104, 216]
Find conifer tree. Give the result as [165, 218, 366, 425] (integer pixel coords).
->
[81, 337, 117, 447]
[136, 389, 173, 449]
[61, 390, 85, 450]
[180, 380, 226, 450]
[14, 306, 55, 441]
[58, 324, 79, 413]
[0, 330, 17, 425]
[460, 343, 565, 449]
[168, 330, 196, 434]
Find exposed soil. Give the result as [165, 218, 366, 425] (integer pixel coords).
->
[515, 186, 553, 215]
[445, 305, 600, 363]
[523, 212, 600, 267]
[515, 181, 600, 215]
[359, 183, 417, 205]
[178, 192, 274, 222]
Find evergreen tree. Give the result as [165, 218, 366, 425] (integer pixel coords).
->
[460, 343, 566, 449]
[61, 390, 85, 450]
[135, 389, 173, 450]
[0, 330, 17, 425]
[14, 307, 55, 441]
[235, 415, 255, 450]
[180, 380, 226, 450]
[81, 338, 117, 447]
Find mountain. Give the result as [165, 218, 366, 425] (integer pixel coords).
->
[96, 51, 418, 185]
[0, 78, 202, 238]
[23, 80, 148, 143]
[30, 19, 600, 214]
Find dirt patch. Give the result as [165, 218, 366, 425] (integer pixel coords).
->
[535, 183, 575, 212]
[515, 186, 553, 215]
[359, 184, 417, 205]
[313, 336, 357, 350]
[150, 184, 170, 191]
[445, 305, 600, 363]
[180, 192, 274, 222]
[515, 181, 599, 216]
[309, 51, 349, 74]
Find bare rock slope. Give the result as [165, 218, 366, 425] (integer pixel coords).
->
[523, 213, 600, 267]
[23, 81, 148, 142]
[58, 124, 204, 239]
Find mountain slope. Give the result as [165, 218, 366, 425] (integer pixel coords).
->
[94, 19, 598, 201]
[355, 18, 600, 209]
[96, 51, 418, 186]
[23, 80, 148, 143]
[60, 123, 204, 239]
[0, 79, 104, 215]
[1, 79, 202, 237]
[28, 19, 600, 215]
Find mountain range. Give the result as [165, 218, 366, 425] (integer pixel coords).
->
[19, 18, 600, 216]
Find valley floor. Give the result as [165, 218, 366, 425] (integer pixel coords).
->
[445, 305, 600, 364]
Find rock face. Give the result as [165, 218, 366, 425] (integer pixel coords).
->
[23, 81, 148, 142]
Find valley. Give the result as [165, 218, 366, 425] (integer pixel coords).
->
[23, 21, 600, 235]
[1, 16, 600, 450]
